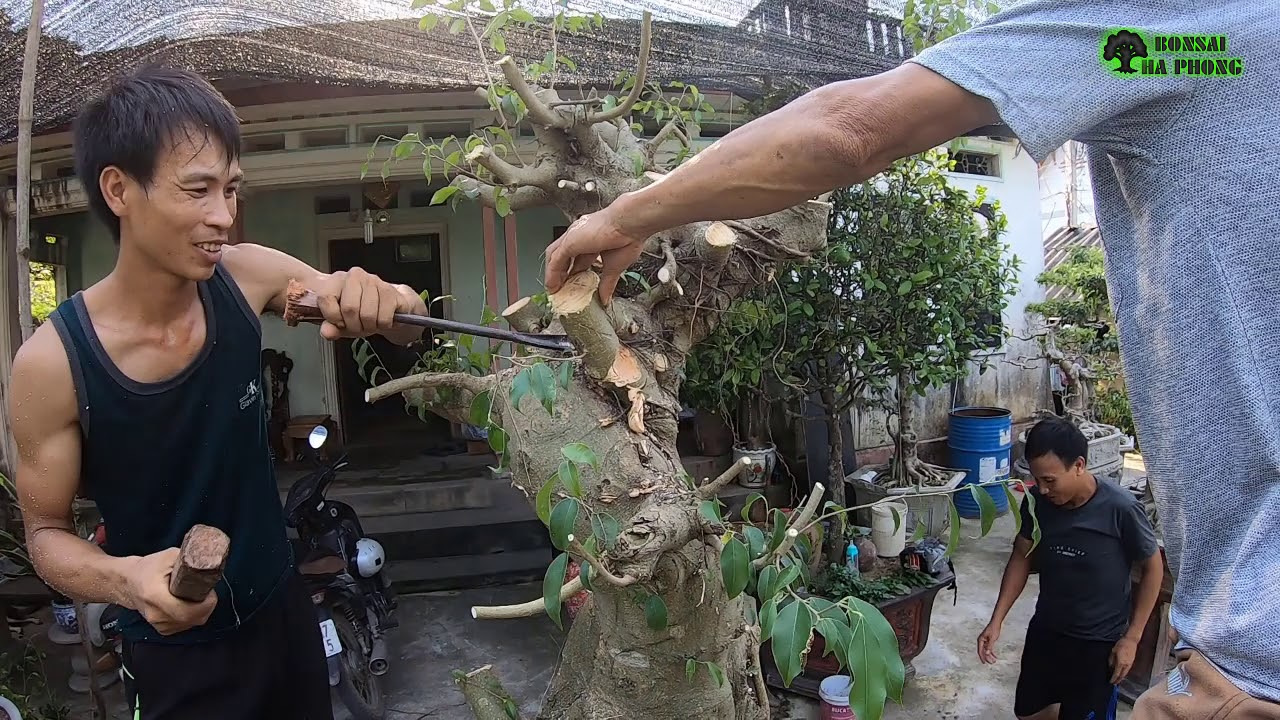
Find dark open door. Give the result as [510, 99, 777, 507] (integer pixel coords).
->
[328, 233, 450, 450]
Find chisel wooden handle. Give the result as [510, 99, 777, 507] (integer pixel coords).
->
[169, 525, 230, 602]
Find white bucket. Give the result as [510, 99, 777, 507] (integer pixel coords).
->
[871, 501, 909, 558]
[819, 675, 855, 720]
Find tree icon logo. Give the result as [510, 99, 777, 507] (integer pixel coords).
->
[1101, 29, 1149, 75]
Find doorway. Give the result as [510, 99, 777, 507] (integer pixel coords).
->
[328, 231, 452, 458]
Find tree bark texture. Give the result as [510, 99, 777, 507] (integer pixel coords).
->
[16, 0, 44, 344]
[359, 35, 830, 717]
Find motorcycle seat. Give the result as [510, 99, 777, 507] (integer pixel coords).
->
[298, 555, 346, 576]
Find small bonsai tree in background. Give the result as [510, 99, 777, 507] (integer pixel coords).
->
[1022, 245, 1134, 439]
[835, 149, 1020, 489]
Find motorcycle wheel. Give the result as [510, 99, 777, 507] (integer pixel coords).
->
[333, 612, 385, 720]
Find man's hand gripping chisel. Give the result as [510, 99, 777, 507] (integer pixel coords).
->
[282, 279, 575, 353]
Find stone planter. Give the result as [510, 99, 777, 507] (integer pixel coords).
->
[760, 569, 956, 700]
[846, 465, 965, 540]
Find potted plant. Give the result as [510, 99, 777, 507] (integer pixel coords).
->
[683, 297, 789, 486]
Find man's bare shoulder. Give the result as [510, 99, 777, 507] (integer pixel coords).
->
[9, 322, 78, 432]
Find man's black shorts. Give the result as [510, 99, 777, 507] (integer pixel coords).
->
[121, 571, 334, 720]
[1015, 621, 1121, 720]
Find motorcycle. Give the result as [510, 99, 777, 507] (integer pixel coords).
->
[284, 425, 397, 720]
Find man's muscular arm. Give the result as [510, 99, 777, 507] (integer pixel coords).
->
[219, 243, 428, 346]
[9, 326, 215, 635]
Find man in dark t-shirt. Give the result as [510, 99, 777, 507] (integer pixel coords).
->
[977, 417, 1163, 720]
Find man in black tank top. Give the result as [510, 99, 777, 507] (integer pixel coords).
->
[6, 67, 428, 719]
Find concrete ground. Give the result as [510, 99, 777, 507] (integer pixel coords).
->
[370, 511, 1133, 719]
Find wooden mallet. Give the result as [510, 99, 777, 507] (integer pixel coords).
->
[169, 524, 230, 602]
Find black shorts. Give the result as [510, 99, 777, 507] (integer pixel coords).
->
[1014, 622, 1121, 720]
[122, 571, 333, 720]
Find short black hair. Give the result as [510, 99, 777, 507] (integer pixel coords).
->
[72, 66, 241, 242]
[1024, 416, 1089, 468]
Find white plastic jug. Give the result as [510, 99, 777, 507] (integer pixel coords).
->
[871, 501, 909, 558]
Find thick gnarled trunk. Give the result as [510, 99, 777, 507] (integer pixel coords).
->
[359, 19, 831, 713]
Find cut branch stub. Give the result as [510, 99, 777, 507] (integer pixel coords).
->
[502, 296, 545, 333]
[698, 222, 738, 275]
[549, 271, 621, 382]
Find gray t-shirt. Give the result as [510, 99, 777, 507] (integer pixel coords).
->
[1018, 481, 1158, 642]
[911, 0, 1280, 700]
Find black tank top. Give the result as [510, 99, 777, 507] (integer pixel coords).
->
[49, 264, 293, 644]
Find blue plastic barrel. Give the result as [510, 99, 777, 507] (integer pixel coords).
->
[949, 407, 1013, 519]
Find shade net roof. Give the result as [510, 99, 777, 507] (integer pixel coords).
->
[0, 0, 913, 144]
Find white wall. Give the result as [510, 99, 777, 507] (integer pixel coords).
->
[850, 137, 1049, 451]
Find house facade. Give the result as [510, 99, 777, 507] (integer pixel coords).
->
[0, 6, 1050, 586]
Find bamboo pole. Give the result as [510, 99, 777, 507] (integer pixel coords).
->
[16, 0, 46, 344]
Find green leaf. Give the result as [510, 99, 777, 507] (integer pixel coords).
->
[699, 500, 723, 525]
[644, 594, 668, 631]
[557, 361, 574, 389]
[686, 658, 697, 682]
[578, 560, 594, 591]
[632, 153, 645, 177]
[741, 493, 766, 522]
[558, 460, 583, 498]
[490, 31, 507, 54]
[771, 599, 815, 687]
[503, 698, 519, 720]
[549, 498, 580, 551]
[530, 361, 557, 414]
[767, 509, 788, 552]
[591, 513, 621, 550]
[449, 17, 466, 34]
[509, 367, 531, 411]
[891, 504, 902, 534]
[543, 552, 569, 630]
[912, 522, 927, 543]
[945, 495, 961, 558]
[816, 616, 854, 663]
[487, 425, 507, 454]
[775, 564, 802, 596]
[720, 538, 751, 599]
[969, 484, 998, 538]
[418, 14, 440, 31]
[759, 597, 778, 640]
[898, 280, 913, 295]
[562, 443, 599, 471]
[410, 0, 434, 7]
[704, 661, 726, 688]
[744, 526, 766, 559]
[478, 0, 495, 10]
[469, 390, 492, 427]
[1025, 488, 1043, 553]
[757, 565, 779, 600]
[847, 597, 907, 714]
[430, 185, 458, 205]
[496, 193, 512, 217]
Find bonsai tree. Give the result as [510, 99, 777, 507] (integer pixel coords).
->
[1022, 245, 1134, 439]
[341, 4, 1028, 719]
[829, 150, 1019, 488]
